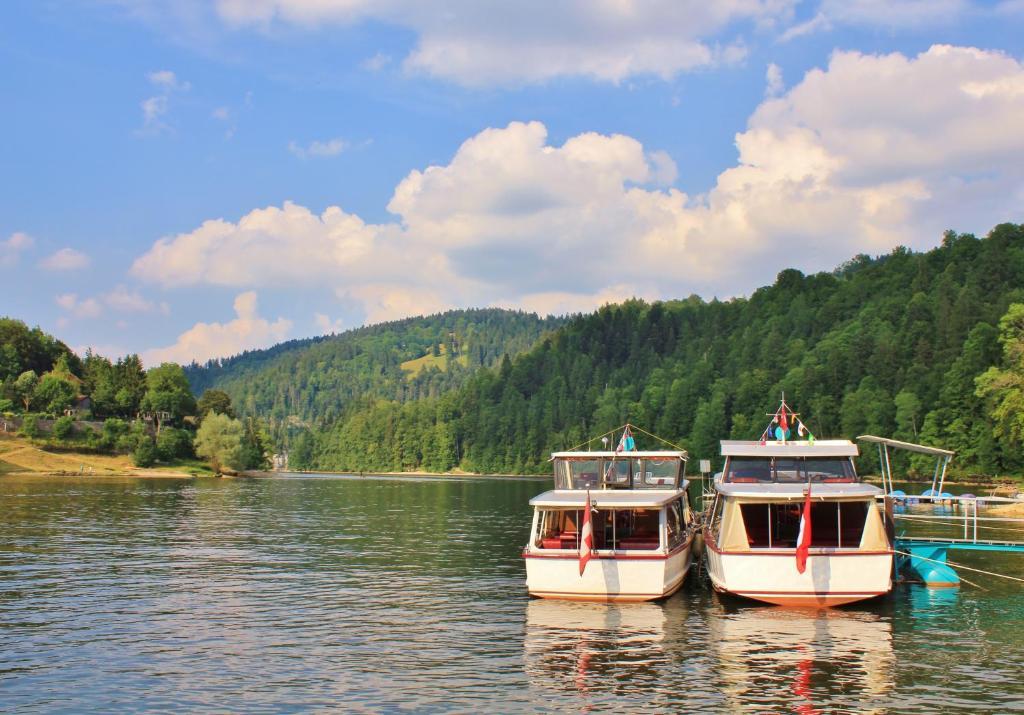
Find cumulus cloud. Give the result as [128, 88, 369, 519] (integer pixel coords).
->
[1, 232, 33, 267]
[132, 45, 1024, 323]
[55, 293, 103, 319]
[213, 0, 796, 86]
[288, 137, 347, 159]
[314, 312, 344, 334]
[103, 285, 155, 313]
[143, 291, 292, 364]
[39, 248, 90, 271]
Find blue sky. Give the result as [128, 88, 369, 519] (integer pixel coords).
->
[2, 0, 1023, 365]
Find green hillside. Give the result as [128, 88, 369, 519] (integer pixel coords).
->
[298, 224, 1024, 477]
[183, 308, 565, 438]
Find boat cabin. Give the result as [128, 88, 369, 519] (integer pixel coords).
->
[550, 450, 687, 490]
[709, 441, 888, 552]
[529, 490, 691, 553]
[529, 451, 690, 553]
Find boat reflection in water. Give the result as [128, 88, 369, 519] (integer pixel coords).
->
[708, 602, 895, 713]
[523, 598, 678, 708]
[523, 596, 895, 712]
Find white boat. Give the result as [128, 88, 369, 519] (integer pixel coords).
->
[704, 433, 894, 607]
[523, 443, 696, 602]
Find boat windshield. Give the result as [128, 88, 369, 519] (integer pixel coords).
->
[725, 456, 856, 483]
[554, 457, 681, 489]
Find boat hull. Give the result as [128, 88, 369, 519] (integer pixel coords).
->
[524, 539, 693, 602]
[704, 535, 893, 608]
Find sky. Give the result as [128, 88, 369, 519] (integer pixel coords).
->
[2, 0, 1024, 366]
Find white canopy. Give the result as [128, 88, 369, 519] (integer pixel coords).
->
[720, 440, 859, 458]
[857, 435, 954, 457]
[550, 450, 687, 460]
[529, 487, 687, 508]
[716, 482, 881, 499]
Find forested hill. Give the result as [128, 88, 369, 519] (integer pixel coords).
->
[297, 223, 1024, 477]
[184, 308, 566, 432]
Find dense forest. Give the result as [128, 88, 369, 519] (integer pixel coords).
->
[5, 224, 1024, 479]
[286, 224, 1024, 477]
[184, 308, 565, 441]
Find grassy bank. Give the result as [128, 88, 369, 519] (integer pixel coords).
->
[0, 433, 213, 477]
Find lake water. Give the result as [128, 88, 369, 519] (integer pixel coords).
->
[2, 474, 1023, 713]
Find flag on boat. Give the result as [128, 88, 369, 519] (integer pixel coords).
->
[616, 425, 636, 452]
[579, 489, 594, 576]
[796, 486, 812, 574]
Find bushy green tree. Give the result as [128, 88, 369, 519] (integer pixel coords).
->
[142, 363, 197, 432]
[13, 370, 38, 412]
[33, 374, 76, 415]
[52, 415, 75, 441]
[19, 413, 41, 438]
[197, 389, 235, 421]
[133, 438, 159, 468]
[195, 413, 245, 474]
[976, 303, 1024, 448]
[157, 427, 194, 461]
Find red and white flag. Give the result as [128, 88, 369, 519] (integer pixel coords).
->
[796, 485, 812, 574]
[579, 490, 594, 576]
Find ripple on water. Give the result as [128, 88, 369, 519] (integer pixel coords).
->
[1, 475, 1023, 713]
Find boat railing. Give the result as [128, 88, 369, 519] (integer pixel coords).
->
[878, 493, 1024, 546]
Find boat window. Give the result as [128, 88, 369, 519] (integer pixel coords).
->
[774, 459, 801, 482]
[554, 460, 572, 489]
[667, 501, 685, 548]
[537, 510, 580, 549]
[738, 501, 871, 549]
[725, 457, 856, 483]
[611, 509, 661, 551]
[637, 459, 680, 488]
[801, 458, 855, 482]
[567, 460, 601, 489]
[602, 459, 631, 487]
[726, 457, 772, 482]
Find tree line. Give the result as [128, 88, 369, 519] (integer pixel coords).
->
[286, 223, 1024, 478]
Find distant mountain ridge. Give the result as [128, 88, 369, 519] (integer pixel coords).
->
[183, 308, 566, 436]
[297, 224, 1024, 476]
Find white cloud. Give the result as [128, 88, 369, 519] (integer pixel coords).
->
[819, 0, 968, 28]
[39, 248, 90, 271]
[140, 69, 190, 133]
[288, 138, 347, 159]
[103, 285, 155, 313]
[212, 106, 230, 120]
[778, 12, 830, 41]
[213, 0, 798, 86]
[360, 52, 392, 72]
[765, 63, 784, 97]
[780, 0, 968, 40]
[1, 232, 33, 267]
[55, 293, 103, 319]
[143, 291, 292, 364]
[148, 69, 191, 91]
[132, 45, 1024, 325]
[314, 312, 344, 334]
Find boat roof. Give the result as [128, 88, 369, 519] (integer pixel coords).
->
[857, 435, 954, 457]
[550, 450, 687, 460]
[720, 440, 859, 458]
[529, 487, 688, 508]
[715, 482, 882, 499]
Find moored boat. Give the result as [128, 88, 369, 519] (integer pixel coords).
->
[703, 400, 894, 607]
[523, 427, 696, 602]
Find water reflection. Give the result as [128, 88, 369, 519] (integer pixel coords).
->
[708, 601, 895, 713]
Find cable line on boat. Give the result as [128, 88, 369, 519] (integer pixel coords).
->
[559, 423, 688, 455]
